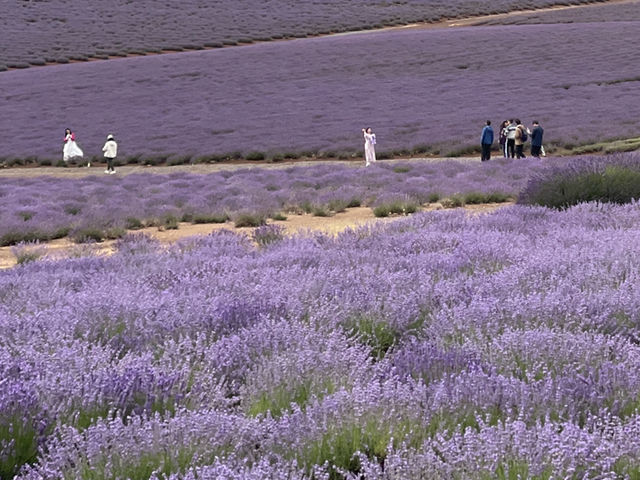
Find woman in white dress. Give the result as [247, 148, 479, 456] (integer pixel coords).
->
[63, 128, 84, 162]
[362, 127, 376, 167]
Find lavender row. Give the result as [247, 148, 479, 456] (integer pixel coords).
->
[3, 21, 640, 162]
[476, 0, 640, 26]
[0, 158, 541, 246]
[3, 199, 640, 477]
[2, 0, 602, 67]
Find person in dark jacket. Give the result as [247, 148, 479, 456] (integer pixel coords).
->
[480, 120, 494, 162]
[530, 121, 544, 158]
[499, 120, 509, 157]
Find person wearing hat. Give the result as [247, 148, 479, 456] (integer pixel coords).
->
[102, 134, 118, 174]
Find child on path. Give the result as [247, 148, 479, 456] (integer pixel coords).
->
[362, 127, 376, 167]
[102, 134, 118, 174]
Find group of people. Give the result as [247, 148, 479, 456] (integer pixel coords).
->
[63, 128, 118, 173]
[63, 123, 540, 172]
[481, 119, 545, 161]
[363, 120, 544, 167]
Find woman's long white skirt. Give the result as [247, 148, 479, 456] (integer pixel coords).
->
[63, 141, 84, 161]
[365, 143, 376, 166]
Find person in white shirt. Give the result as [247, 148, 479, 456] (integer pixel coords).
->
[362, 127, 376, 167]
[102, 134, 118, 174]
[505, 119, 517, 158]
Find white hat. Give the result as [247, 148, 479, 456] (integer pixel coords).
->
[107, 134, 114, 140]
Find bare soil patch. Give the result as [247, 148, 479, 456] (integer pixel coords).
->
[0, 203, 511, 269]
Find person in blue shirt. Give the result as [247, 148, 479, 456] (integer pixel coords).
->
[530, 121, 544, 158]
[480, 120, 494, 161]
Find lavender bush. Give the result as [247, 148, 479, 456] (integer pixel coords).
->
[518, 153, 640, 208]
[10, 242, 47, 265]
[2, 21, 640, 162]
[252, 224, 286, 247]
[0, 159, 535, 245]
[3, 199, 640, 477]
[3, 0, 603, 67]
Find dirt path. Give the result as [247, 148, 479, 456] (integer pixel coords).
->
[0, 203, 510, 269]
[0, 157, 480, 178]
[4, 0, 634, 72]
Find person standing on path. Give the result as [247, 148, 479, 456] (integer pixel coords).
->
[63, 128, 84, 163]
[480, 120, 494, 162]
[506, 119, 517, 158]
[102, 134, 118, 174]
[362, 127, 376, 167]
[499, 120, 509, 158]
[530, 121, 544, 158]
[515, 119, 529, 159]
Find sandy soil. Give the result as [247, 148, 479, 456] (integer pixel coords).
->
[0, 203, 511, 269]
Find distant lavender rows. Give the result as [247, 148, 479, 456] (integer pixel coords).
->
[478, 0, 640, 25]
[2, 21, 640, 162]
[4, 201, 640, 477]
[2, 0, 603, 67]
[0, 159, 541, 245]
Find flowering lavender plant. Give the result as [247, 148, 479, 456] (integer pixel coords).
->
[252, 224, 286, 247]
[0, 158, 538, 245]
[10, 241, 47, 265]
[518, 153, 640, 208]
[2, 198, 640, 477]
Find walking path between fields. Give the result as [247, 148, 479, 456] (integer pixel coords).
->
[3, 0, 635, 72]
[0, 156, 482, 178]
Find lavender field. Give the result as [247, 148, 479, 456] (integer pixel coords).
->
[478, 0, 640, 25]
[0, 159, 533, 246]
[5, 1, 640, 477]
[3, 194, 640, 478]
[2, 21, 640, 163]
[2, 0, 602, 68]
